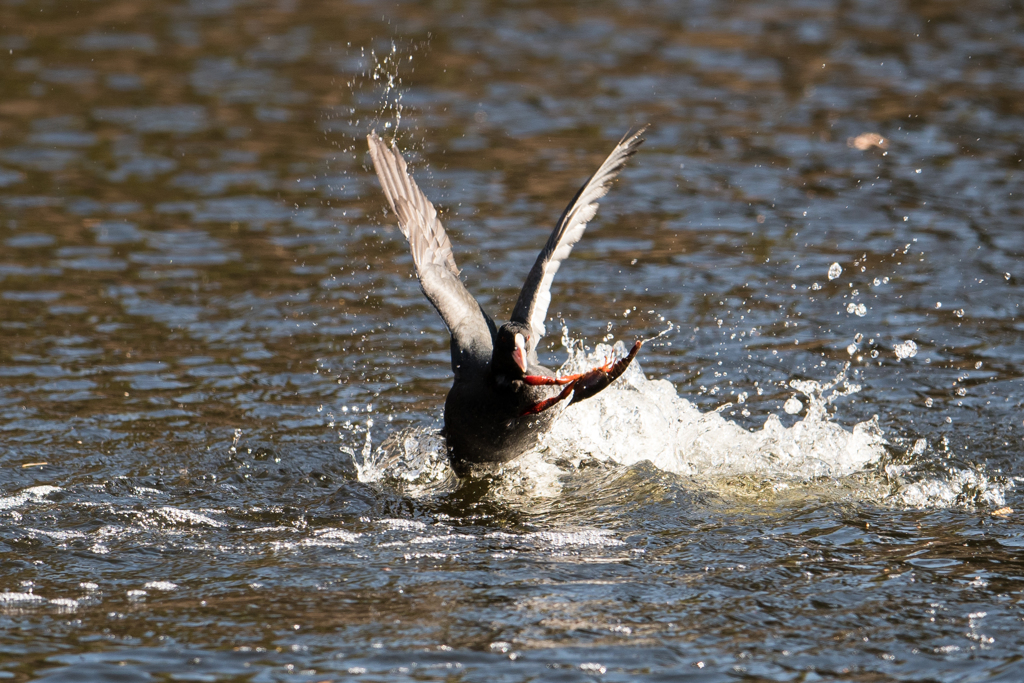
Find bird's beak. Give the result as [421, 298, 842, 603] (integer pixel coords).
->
[512, 333, 528, 373]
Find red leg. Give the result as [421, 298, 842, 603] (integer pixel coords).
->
[520, 383, 576, 416]
[520, 340, 646, 416]
[523, 364, 615, 386]
[567, 340, 645, 405]
[522, 374, 575, 386]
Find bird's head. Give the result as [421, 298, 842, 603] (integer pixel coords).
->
[494, 322, 533, 377]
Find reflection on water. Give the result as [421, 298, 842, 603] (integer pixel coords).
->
[1, 0, 1023, 680]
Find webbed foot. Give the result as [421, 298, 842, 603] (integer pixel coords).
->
[519, 340, 644, 417]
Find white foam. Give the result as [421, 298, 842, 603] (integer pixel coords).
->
[144, 581, 178, 591]
[543, 342, 885, 480]
[360, 344, 885, 486]
[896, 467, 1007, 509]
[356, 338, 1012, 509]
[0, 485, 61, 511]
[311, 528, 362, 542]
[485, 528, 624, 548]
[0, 591, 47, 605]
[268, 528, 363, 552]
[527, 530, 624, 548]
[379, 518, 427, 531]
[154, 507, 225, 528]
[48, 598, 79, 612]
[380, 534, 474, 548]
[26, 528, 87, 542]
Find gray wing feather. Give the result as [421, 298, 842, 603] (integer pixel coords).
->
[367, 132, 459, 277]
[367, 132, 494, 372]
[510, 127, 647, 351]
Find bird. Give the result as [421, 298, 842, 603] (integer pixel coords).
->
[367, 127, 647, 475]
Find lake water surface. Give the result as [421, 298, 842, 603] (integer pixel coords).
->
[1, 1, 1023, 681]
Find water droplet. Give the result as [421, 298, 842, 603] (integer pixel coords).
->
[935, 302, 942, 309]
[827, 262, 842, 280]
[925, 397, 933, 407]
[229, 427, 242, 455]
[893, 340, 918, 360]
[783, 397, 803, 414]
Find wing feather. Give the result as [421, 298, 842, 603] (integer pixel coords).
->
[367, 132, 494, 373]
[510, 126, 647, 350]
[367, 132, 460, 276]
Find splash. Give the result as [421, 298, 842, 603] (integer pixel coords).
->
[881, 436, 1012, 509]
[354, 335, 1009, 509]
[355, 426, 460, 497]
[357, 337, 880, 489]
[542, 341, 885, 481]
[369, 41, 407, 137]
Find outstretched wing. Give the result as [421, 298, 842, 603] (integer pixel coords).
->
[367, 132, 495, 374]
[510, 127, 647, 352]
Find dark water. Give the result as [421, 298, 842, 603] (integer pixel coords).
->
[1, 0, 1023, 680]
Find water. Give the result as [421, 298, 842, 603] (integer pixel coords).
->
[1, 0, 1023, 680]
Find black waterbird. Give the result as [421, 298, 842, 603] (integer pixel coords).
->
[367, 128, 647, 475]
